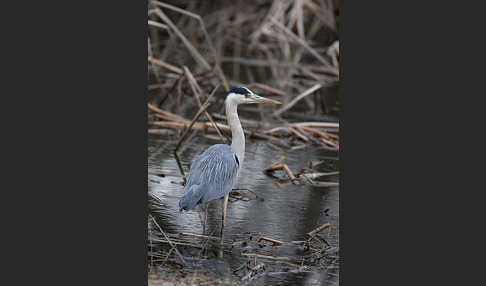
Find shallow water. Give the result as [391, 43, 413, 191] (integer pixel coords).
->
[148, 134, 339, 285]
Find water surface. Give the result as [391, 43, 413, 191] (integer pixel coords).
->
[148, 134, 339, 285]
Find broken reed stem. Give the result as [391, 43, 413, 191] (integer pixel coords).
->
[201, 85, 230, 144]
[148, 56, 183, 74]
[321, 137, 339, 149]
[242, 253, 292, 261]
[147, 103, 186, 121]
[205, 111, 230, 144]
[240, 263, 265, 282]
[152, 0, 229, 91]
[247, 82, 287, 97]
[182, 68, 229, 143]
[265, 156, 296, 181]
[179, 232, 221, 241]
[183, 66, 203, 105]
[150, 215, 186, 265]
[257, 236, 283, 246]
[270, 156, 286, 168]
[174, 94, 213, 152]
[173, 151, 187, 184]
[298, 126, 331, 140]
[270, 18, 332, 67]
[154, 8, 211, 71]
[281, 164, 296, 181]
[154, 239, 204, 249]
[298, 172, 339, 179]
[273, 83, 322, 116]
[149, 227, 153, 268]
[289, 122, 339, 129]
[148, 20, 168, 30]
[264, 163, 296, 181]
[297, 126, 339, 148]
[172, 85, 222, 182]
[172, 108, 206, 183]
[163, 246, 174, 265]
[307, 223, 331, 237]
[148, 192, 164, 206]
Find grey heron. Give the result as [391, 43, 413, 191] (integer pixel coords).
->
[179, 86, 281, 238]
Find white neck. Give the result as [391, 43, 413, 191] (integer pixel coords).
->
[225, 98, 245, 169]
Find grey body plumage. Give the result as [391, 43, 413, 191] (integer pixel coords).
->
[177, 86, 281, 237]
[179, 144, 239, 211]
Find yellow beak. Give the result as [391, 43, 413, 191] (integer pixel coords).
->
[253, 95, 282, 104]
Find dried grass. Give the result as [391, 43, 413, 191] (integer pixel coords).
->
[148, 0, 340, 126]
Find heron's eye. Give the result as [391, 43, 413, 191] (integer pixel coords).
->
[244, 94, 250, 98]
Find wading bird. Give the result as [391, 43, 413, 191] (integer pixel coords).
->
[179, 86, 281, 238]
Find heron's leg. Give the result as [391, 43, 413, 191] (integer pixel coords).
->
[197, 204, 204, 226]
[203, 202, 208, 235]
[220, 193, 229, 238]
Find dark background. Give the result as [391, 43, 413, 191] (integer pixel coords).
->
[1, 1, 480, 285]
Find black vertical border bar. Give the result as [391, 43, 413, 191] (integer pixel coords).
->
[5, 0, 150, 285]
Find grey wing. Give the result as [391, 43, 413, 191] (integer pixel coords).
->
[179, 144, 239, 211]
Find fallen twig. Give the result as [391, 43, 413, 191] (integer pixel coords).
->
[307, 223, 331, 238]
[150, 215, 186, 265]
[256, 236, 283, 246]
[179, 232, 221, 241]
[240, 263, 265, 282]
[241, 253, 292, 262]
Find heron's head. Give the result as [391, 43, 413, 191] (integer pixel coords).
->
[226, 86, 281, 105]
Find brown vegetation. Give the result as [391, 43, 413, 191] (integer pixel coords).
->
[148, 0, 340, 150]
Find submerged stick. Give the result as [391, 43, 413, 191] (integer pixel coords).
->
[307, 223, 331, 237]
[264, 163, 296, 181]
[241, 253, 292, 261]
[240, 263, 265, 282]
[298, 172, 339, 180]
[150, 215, 186, 265]
[268, 156, 286, 168]
[256, 236, 283, 246]
[179, 232, 221, 241]
[148, 192, 164, 206]
[289, 122, 339, 129]
[173, 152, 186, 184]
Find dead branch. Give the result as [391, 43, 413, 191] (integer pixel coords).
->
[256, 236, 283, 246]
[273, 83, 323, 116]
[241, 253, 292, 262]
[154, 8, 211, 71]
[307, 223, 331, 237]
[147, 56, 183, 75]
[150, 215, 186, 265]
[179, 232, 221, 241]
